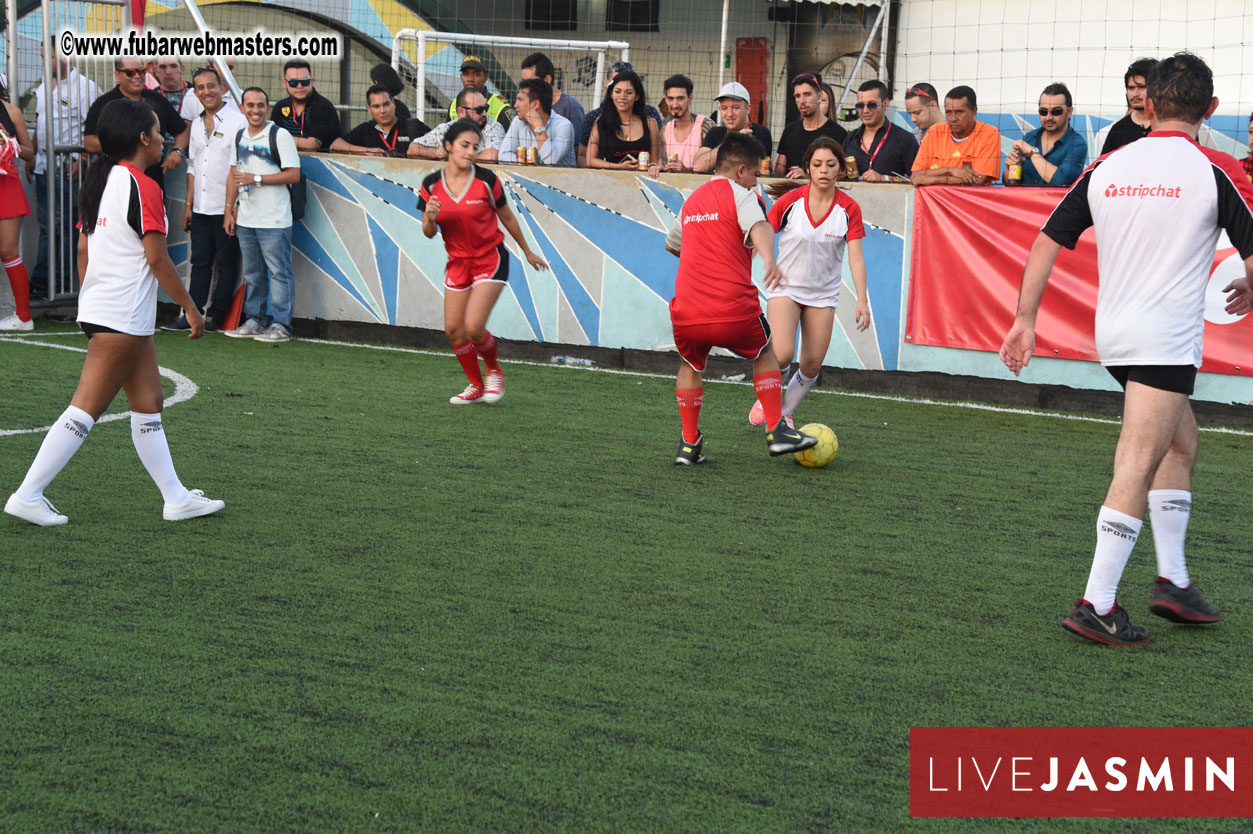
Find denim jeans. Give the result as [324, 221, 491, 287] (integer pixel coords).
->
[31, 172, 80, 299]
[236, 225, 294, 330]
[189, 213, 241, 321]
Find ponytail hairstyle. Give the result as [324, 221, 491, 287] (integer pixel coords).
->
[766, 136, 847, 198]
[80, 99, 158, 234]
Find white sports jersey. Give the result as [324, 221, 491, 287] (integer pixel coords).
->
[77, 162, 168, 336]
[1044, 131, 1253, 367]
[766, 185, 865, 308]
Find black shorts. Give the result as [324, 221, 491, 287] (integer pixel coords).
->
[1107, 364, 1197, 396]
[80, 322, 126, 338]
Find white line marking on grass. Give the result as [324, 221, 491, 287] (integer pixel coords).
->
[294, 337, 1253, 437]
[0, 337, 199, 436]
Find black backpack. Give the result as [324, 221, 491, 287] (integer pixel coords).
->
[235, 124, 306, 221]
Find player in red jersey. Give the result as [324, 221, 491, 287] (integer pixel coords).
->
[665, 132, 818, 464]
[419, 120, 548, 404]
[748, 137, 871, 427]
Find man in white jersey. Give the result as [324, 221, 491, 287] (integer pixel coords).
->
[999, 52, 1253, 646]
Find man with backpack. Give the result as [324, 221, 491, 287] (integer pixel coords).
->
[223, 86, 303, 343]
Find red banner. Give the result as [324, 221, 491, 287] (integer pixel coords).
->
[911, 727, 1253, 817]
[905, 186, 1253, 376]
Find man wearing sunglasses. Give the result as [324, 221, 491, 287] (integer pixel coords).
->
[448, 56, 516, 131]
[408, 88, 504, 162]
[1005, 83, 1087, 187]
[910, 85, 1002, 186]
[83, 57, 189, 191]
[773, 72, 846, 178]
[270, 59, 341, 152]
[844, 80, 918, 183]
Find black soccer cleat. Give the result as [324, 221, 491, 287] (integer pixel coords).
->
[675, 432, 706, 465]
[1149, 577, 1221, 624]
[1062, 600, 1151, 646]
[766, 419, 818, 456]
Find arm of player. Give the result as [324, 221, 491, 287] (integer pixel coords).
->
[748, 220, 784, 290]
[144, 231, 204, 338]
[1221, 255, 1253, 316]
[421, 197, 440, 239]
[497, 201, 549, 271]
[665, 217, 681, 257]
[847, 237, 871, 331]
[999, 232, 1064, 376]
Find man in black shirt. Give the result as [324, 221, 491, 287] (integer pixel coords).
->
[692, 82, 772, 174]
[270, 59, 340, 151]
[1100, 57, 1157, 155]
[774, 72, 847, 178]
[843, 79, 917, 183]
[330, 85, 429, 157]
[83, 57, 188, 190]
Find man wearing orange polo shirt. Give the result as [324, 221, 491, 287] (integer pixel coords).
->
[910, 85, 1002, 185]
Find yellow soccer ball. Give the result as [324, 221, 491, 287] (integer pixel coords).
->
[793, 423, 838, 468]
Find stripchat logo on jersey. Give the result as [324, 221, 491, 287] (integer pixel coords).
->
[1103, 183, 1183, 199]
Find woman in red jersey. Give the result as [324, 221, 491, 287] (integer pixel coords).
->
[749, 137, 871, 427]
[419, 120, 548, 404]
[5, 99, 224, 526]
[0, 76, 36, 331]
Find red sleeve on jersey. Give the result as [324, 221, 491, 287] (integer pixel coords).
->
[767, 187, 805, 232]
[838, 191, 866, 240]
[131, 166, 167, 235]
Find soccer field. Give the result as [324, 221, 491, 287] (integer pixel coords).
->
[3, 325, 1251, 833]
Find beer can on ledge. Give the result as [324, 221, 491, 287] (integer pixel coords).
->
[637, 151, 650, 170]
[760, 157, 771, 176]
[845, 155, 860, 179]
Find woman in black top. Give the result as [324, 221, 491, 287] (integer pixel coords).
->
[586, 71, 661, 174]
[371, 63, 412, 123]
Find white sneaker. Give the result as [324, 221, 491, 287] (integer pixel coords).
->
[222, 319, 263, 339]
[254, 324, 292, 343]
[163, 489, 226, 521]
[5, 493, 69, 526]
[0, 313, 34, 331]
[481, 369, 505, 403]
[449, 383, 485, 404]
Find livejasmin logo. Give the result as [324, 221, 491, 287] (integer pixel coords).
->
[927, 754, 1235, 793]
[1104, 183, 1183, 198]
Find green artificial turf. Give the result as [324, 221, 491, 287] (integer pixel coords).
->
[2, 325, 1251, 833]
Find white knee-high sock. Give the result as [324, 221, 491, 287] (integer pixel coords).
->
[1148, 489, 1192, 587]
[1083, 506, 1142, 615]
[15, 406, 95, 501]
[781, 370, 817, 417]
[130, 412, 190, 505]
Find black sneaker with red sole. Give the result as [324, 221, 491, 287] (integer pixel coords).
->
[1063, 600, 1151, 646]
[1149, 578, 1221, 624]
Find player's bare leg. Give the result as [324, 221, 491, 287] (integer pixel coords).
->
[782, 305, 835, 418]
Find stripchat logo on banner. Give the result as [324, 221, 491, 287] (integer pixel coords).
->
[910, 727, 1253, 817]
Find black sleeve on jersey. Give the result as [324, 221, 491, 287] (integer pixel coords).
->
[1042, 165, 1096, 249]
[126, 176, 143, 239]
[476, 166, 506, 208]
[776, 202, 792, 233]
[1214, 166, 1253, 260]
[416, 171, 440, 212]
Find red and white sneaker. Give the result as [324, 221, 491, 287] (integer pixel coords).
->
[450, 383, 485, 404]
[748, 399, 765, 426]
[482, 369, 505, 403]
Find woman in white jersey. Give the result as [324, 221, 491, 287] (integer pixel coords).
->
[749, 137, 871, 426]
[4, 99, 225, 526]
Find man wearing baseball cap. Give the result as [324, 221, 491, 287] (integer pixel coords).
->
[692, 82, 773, 174]
[448, 56, 516, 129]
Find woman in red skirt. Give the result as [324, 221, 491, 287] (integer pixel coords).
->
[0, 78, 36, 331]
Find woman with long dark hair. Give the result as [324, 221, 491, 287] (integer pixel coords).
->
[4, 99, 225, 526]
[418, 120, 548, 404]
[0, 76, 36, 331]
[585, 70, 661, 174]
[748, 137, 871, 428]
[370, 62, 412, 123]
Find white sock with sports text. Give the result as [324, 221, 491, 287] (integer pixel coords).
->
[1148, 489, 1192, 588]
[130, 412, 191, 505]
[781, 370, 817, 417]
[1084, 506, 1142, 615]
[15, 405, 95, 501]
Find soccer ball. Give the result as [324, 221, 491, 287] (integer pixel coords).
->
[793, 423, 838, 468]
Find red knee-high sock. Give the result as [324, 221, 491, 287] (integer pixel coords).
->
[453, 341, 484, 387]
[3, 257, 30, 322]
[676, 388, 703, 444]
[473, 331, 500, 372]
[754, 371, 783, 429]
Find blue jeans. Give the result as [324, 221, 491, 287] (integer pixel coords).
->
[31, 172, 80, 298]
[236, 225, 294, 331]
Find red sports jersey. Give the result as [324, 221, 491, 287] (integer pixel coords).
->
[417, 165, 506, 259]
[666, 176, 768, 324]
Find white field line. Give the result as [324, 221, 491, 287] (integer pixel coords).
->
[294, 337, 1253, 438]
[0, 337, 199, 436]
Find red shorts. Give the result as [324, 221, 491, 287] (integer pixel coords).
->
[446, 243, 509, 291]
[672, 314, 771, 372]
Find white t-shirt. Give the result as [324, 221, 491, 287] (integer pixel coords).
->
[1044, 131, 1253, 367]
[77, 162, 167, 336]
[189, 105, 249, 216]
[33, 69, 101, 175]
[765, 185, 866, 307]
[229, 121, 300, 228]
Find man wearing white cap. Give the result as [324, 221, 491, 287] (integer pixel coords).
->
[693, 82, 773, 174]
